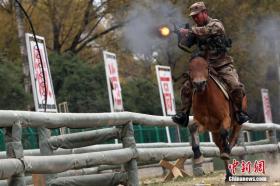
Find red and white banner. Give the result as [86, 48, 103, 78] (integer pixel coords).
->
[25, 33, 57, 112]
[103, 51, 123, 112]
[156, 65, 176, 116]
[261, 88, 273, 123]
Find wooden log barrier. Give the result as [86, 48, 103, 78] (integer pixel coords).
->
[4, 121, 26, 185]
[159, 157, 189, 181]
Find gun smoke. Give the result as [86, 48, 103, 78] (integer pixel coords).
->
[249, 16, 280, 122]
[122, 0, 188, 60]
[251, 16, 280, 64]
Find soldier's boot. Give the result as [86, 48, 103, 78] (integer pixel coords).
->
[172, 78, 192, 127]
[172, 110, 190, 127]
[235, 111, 250, 125]
[231, 88, 250, 125]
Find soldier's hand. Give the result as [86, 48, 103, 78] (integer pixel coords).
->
[179, 28, 189, 37]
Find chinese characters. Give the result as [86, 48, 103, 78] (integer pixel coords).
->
[228, 159, 265, 175]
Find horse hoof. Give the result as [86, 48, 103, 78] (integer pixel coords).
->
[220, 153, 230, 160]
[193, 166, 205, 176]
[194, 155, 204, 164]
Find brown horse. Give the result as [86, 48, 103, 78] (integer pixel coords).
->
[187, 56, 246, 180]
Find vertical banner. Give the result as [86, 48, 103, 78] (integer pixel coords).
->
[156, 65, 177, 143]
[103, 51, 123, 144]
[261, 88, 273, 123]
[103, 51, 124, 112]
[156, 66, 176, 115]
[25, 33, 57, 113]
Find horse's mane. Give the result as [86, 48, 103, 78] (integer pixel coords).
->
[189, 51, 207, 62]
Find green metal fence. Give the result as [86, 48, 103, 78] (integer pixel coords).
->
[0, 129, 4, 151]
[0, 125, 274, 151]
[0, 126, 194, 150]
[0, 128, 61, 150]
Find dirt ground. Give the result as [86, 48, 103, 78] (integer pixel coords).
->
[139, 155, 280, 186]
[140, 170, 280, 186]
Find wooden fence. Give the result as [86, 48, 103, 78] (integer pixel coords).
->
[0, 110, 279, 186]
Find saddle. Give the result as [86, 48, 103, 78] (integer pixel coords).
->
[210, 74, 229, 100]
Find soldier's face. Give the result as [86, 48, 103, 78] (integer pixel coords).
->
[192, 11, 208, 26]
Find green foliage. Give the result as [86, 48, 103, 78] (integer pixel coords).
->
[122, 77, 162, 115]
[49, 52, 163, 115]
[0, 52, 30, 110]
[0, 8, 20, 62]
[49, 52, 110, 113]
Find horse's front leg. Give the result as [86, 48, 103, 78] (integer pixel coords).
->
[188, 123, 205, 176]
[189, 123, 203, 162]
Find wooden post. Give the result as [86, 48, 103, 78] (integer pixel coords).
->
[268, 129, 278, 162]
[4, 121, 26, 186]
[268, 129, 277, 144]
[37, 128, 54, 185]
[237, 131, 247, 161]
[32, 175, 46, 186]
[121, 121, 139, 186]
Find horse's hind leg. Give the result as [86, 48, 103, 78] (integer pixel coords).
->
[212, 133, 232, 181]
[229, 124, 241, 150]
[188, 123, 205, 176]
[212, 132, 224, 156]
[219, 117, 231, 160]
[224, 159, 233, 182]
[220, 128, 231, 160]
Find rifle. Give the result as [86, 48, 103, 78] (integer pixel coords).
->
[173, 23, 193, 53]
[158, 23, 193, 53]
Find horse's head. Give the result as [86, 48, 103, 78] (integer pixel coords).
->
[189, 56, 209, 92]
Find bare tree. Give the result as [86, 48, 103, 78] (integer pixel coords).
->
[30, 0, 130, 54]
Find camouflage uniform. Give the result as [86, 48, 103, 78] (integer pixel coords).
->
[176, 2, 248, 125]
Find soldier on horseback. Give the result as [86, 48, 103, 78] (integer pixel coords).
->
[172, 1, 250, 126]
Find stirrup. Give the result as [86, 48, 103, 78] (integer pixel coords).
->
[172, 112, 189, 127]
[235, 111, 250, 125]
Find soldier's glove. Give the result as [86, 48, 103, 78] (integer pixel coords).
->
[179, 28, 189, 37]
[172, 112, 189, 127]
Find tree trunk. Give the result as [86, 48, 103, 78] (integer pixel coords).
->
[14, 0, 31, 100]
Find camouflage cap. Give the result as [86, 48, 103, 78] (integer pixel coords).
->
[189, 2, 206, 16]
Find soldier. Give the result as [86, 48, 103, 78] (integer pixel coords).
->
[172, 1, 250, 127]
